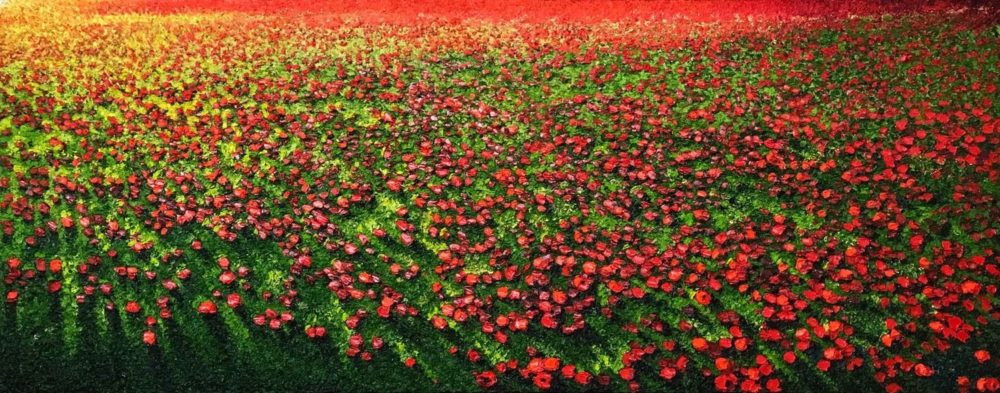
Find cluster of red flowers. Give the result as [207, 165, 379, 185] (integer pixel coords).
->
[79, 0, 963, 23]
[0, 0, 998, 391]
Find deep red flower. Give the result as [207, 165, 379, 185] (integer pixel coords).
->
[533, 373, 552, 390]
[475, 371, 497, 388]
[715, 374, 737, 391]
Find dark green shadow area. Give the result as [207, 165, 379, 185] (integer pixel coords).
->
[0, 295, 444, 393]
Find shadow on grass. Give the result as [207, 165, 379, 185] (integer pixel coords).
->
[0, 303, 18, 393]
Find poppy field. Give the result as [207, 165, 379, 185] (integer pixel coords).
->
[0, 1, 998, 392]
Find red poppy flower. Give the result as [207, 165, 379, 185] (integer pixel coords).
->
[49, 259, 62, 274]
[432, 316, 448, 330]
[197, 300, 218, 315]
[913, 364, 933, 377]
[475, 371, 497, 388]
[715, 374, 737, 391]
[976, 377, 1000, 392]
[533, 373, 552, 390]
[226, 293, 242, 308]
[715, 357, 731, 372]
[305, 326, 327, 339]
[219, 271, 236, 285]
[692, 337, 709, 351]
[695, 290, 712, 306]
[540, 314, 558, 329]
[542, 357, 560, 371]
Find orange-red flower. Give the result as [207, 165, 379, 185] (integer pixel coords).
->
[197, 300, 218, 315]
